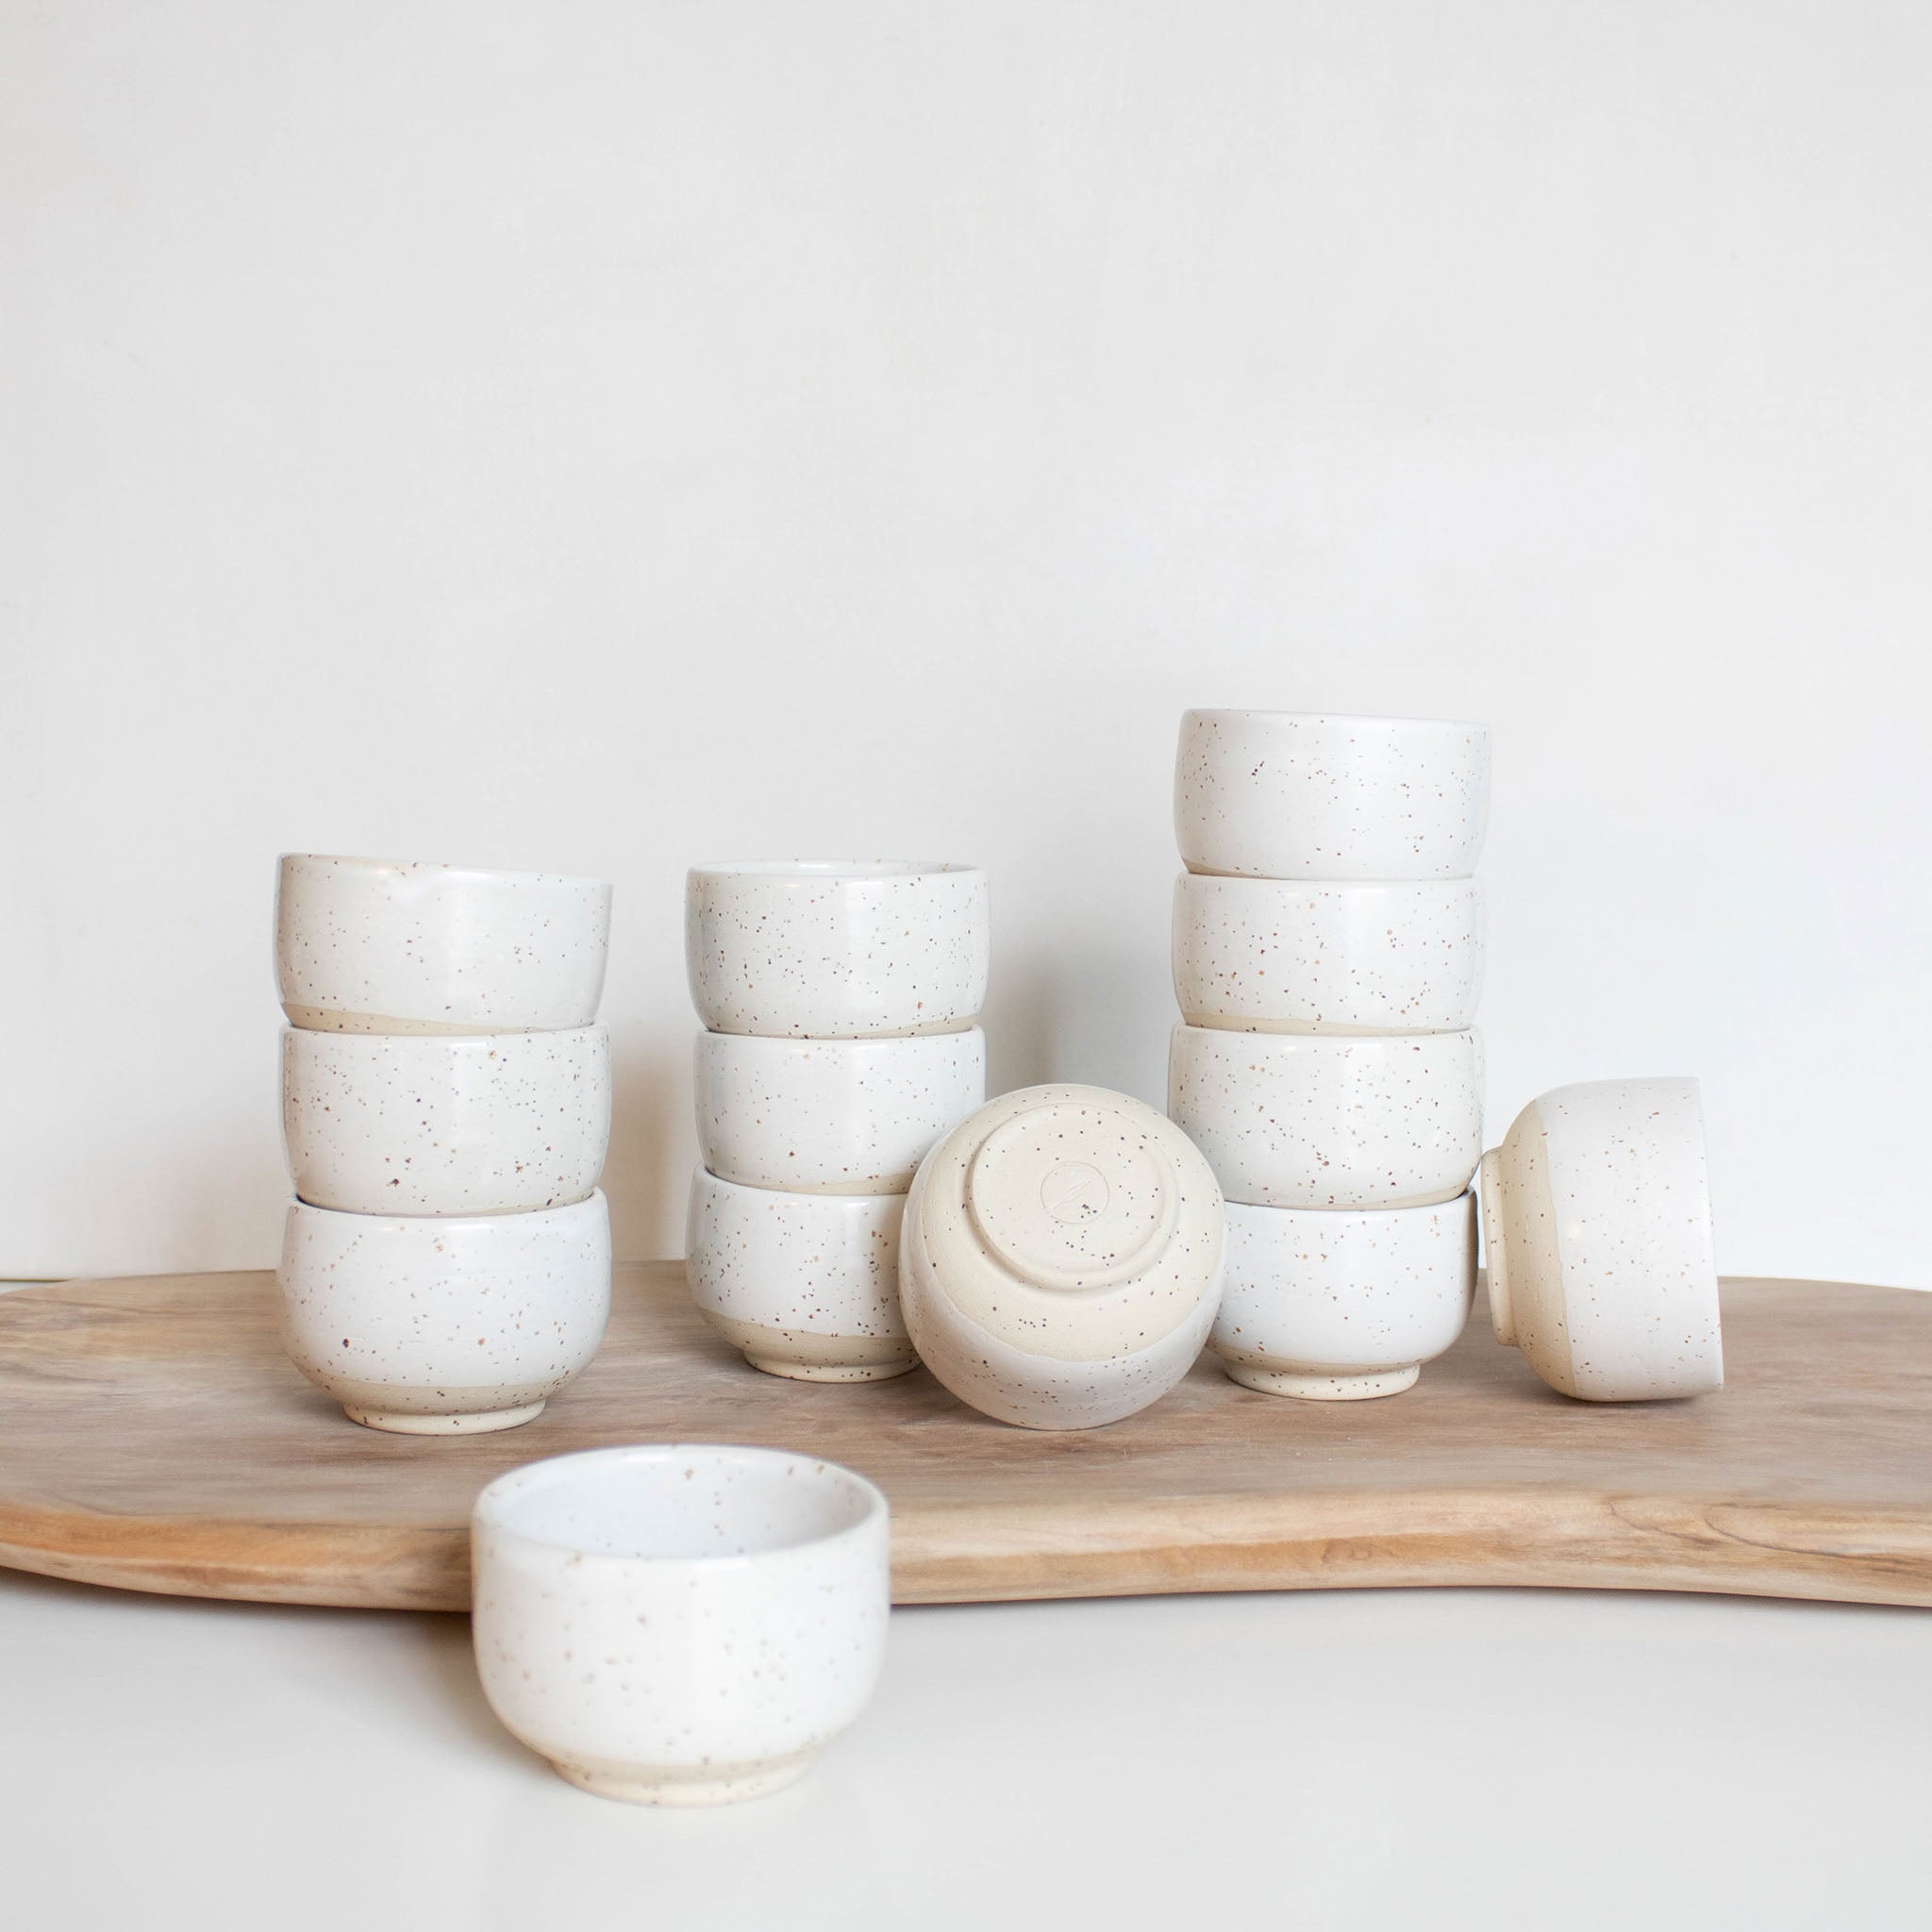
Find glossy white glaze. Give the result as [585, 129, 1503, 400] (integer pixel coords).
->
[275, 854, 611, 1034]
[276, 1192, 610, 1431]
[693, 1026, 985, 1195]
[1172, 874, 1484, 1035]
[1212, 1194, 1475, 1399]
[1174, 711, 1491, 881]
[685, 1168, 914, 1381]
[473, 1445, 889, 1806]
[898, 1084, 1224, 1430]
[685, 860, 989, 1039]
[1481, 1077, 1723, 1401]
[282, 1024, 610, 1215]
[1168, 1023, 1483, 1209]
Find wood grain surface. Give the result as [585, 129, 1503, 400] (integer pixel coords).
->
[1, 1264, 1928, 1612]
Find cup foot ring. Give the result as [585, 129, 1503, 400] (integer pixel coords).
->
[554, 1754, 813, 1807]
[1224, 1362, 1421, 1401]
[341, 1400, 547, 1434]
[741, 1355, 919, 1384]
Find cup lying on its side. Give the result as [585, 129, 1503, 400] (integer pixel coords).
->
[1481, 1077, 1723, 1401]
[898, 1084, 1226, 1430]
[473, 1445, 890, 1807]
[275, 853, 611, 1035]
[685, 860, 989, 1039]
[1174, 710, 1491, 883]
[277, 1193, 610, 1432]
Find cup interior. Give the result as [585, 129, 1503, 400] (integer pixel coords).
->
[477, 1445, 883, 1561]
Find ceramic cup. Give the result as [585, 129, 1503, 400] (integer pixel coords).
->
[1174, 710, 1491, 881]
[277, 1192, 610, 1432]
[686, 1168, 913, 1381]
[898, 1084, 1225, 1430]
[1211, 1194, 1475, 1400]
[1173, 874, 1484, 1035]
[1168, 1023, 1483, 1209]
[693, 1025, 985, 1196]
[686, 861, 989, 1039]
[282, 1024, 611, 1216]
[474, 1444, 890, 1807]
[1481, 1077, 1723, 1401]
[275, 853, 612, 1035]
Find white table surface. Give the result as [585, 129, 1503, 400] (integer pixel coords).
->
[2, 1565, 1927, 1931]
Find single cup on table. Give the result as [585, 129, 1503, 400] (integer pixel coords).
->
[1481, 1076, 1723, 1401]
[273, 854, 615, 1432]
[473, 1444, 890, 1806]
[684, 860, 989, 1383]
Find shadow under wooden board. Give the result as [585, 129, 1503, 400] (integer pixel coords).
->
[1, 1263, 1928, 1612]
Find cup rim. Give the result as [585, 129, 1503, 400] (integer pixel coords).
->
[1181, 708, 1490, 735]
[474, 1442, 889, 1570]
[687, 858, 983, 883]
[279, 852, 612, 894]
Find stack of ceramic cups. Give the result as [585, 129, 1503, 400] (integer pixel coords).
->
[273, 855, 615, 1434]
[684, 861, 989, 1383]
[1166, 712, 1491, 1400]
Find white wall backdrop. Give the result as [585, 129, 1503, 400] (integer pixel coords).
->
[4, 2, 1927, 1286]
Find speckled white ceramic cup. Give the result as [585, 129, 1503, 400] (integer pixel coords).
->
[473, 1444, 890, 1807]
[1174, 711, 1491, 881]
[276, 1192, 610, 1432]
[897, 1084, 1225, 1431]
[686, 861, 989, 1039]
[1212, 1194, 1475, 1400]
[275, 854, 612, 1034]
[1482, 1077, 1723, 1401]
[1173, 874, 1484, 1035]
[686, 1167, 913, 1381]
[1168, 1023, 1484, 1209]
[693, 1026, 985, 1196]
[282, 1025, 611, 1215]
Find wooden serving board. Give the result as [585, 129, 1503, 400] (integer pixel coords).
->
[2, 1264, 1929, 1612]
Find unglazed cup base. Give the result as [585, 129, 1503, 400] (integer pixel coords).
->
[742, 1354, 920, 1384]
[1224, 1361, 1421, 1401]
[554, 1752, 814, 1807]
[342, 1400, 547, 1434]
